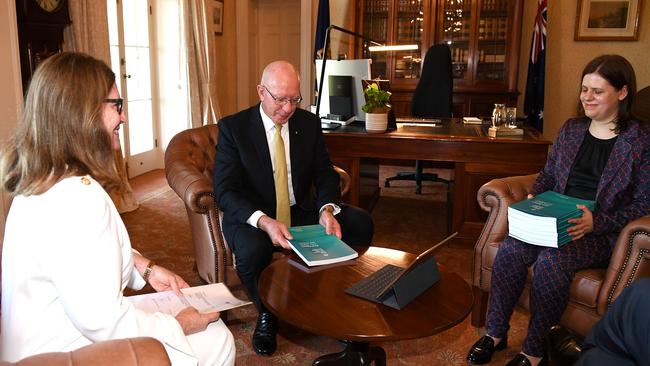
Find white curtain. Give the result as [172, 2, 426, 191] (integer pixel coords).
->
[63, 0, 139, 213]
[185, 0, 220, 126]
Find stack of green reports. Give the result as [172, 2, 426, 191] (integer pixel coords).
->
[507, 191, 595, 248]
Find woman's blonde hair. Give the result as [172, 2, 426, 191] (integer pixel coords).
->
[1, 52, 123, 196]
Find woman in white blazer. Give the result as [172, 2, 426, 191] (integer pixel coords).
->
[0, 52, 235, 366]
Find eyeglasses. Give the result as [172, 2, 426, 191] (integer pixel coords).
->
[104, 98, 124, 114]
[261, 85, 302, 106]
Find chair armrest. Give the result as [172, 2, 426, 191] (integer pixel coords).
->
[475, 173, 538, 243]
[0, 337, 170, 366]
[477, 174, 538, 214]
[164, 127, 218, 214]
[166, 168, 216, 214]
[597, 215, 650, 315]
[333, 165, 350, 197]
[472, 174, 538, 288]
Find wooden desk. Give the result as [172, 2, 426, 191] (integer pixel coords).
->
[258, 246, 472, 365]
[323, 120, 551, 238]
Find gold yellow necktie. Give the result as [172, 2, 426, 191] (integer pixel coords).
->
[274, 123, 291, 226]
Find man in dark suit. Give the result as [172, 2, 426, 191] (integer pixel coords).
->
[573, 278, 650, 365]
[213, 61, 373, 356]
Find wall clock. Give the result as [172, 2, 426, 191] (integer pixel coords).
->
[35, 0, 63, 13]
[15, 0, 71, 92]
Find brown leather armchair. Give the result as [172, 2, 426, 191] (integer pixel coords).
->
[164, 124, 351, 285]
[0, 337, 170, 366]
[471, 174, 650, 337]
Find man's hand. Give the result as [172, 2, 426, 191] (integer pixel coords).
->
[175, 307, 221, 335]
[566, 204, 594, 241]
[319, 207, 342, 239]
[258, 215, 293, 249]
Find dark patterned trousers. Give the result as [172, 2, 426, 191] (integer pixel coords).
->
[486, 235, 612, 357]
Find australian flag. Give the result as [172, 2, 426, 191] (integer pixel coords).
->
[524, 0, 547, 133]
[313, 0, 330, 61]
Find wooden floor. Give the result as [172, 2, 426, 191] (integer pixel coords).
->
[129, 169, 168, 202]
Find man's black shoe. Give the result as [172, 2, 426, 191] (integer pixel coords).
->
[547, 325, 582, 366]
[252, 312, 277, 356]
[467, 334, 507, 364]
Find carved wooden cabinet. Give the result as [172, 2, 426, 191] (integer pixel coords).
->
[15, 0, 71, 93]
[357, 0, 523, 118]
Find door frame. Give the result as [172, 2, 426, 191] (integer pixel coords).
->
[236, 0, 312, 110]
[109, 0, 164, 178]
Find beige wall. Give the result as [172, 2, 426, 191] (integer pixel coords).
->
[0, 1, 22, 244]
[214, 0, 239, 117]
[517, 1, 650, 141]
[328, 0, 355, 58]
[216, 0, 355, 116]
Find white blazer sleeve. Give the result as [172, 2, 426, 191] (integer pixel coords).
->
[41, 181, 195, 359]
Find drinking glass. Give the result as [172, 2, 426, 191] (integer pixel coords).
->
[505, 107, 517, 128]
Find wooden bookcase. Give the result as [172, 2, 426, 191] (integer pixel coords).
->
[356, 0, 523, 118]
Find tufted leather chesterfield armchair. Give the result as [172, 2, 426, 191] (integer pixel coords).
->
[164, 124, 351, 286]
[0, 337, 170, 366]
[471, 173, 650, 337]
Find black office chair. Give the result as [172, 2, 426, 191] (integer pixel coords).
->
[384, 44, 454, 195]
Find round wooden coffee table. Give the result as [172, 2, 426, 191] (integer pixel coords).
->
[258, 246, 473, 365]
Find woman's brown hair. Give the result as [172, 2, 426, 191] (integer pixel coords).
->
[1, 52, 123, 196]
[578, 54, 637, 133]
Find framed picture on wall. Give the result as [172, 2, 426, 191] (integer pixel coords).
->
[575, 0, 640, 41]
[213, 0, 223, 35]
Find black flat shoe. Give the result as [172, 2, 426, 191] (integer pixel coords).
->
[252, 312, 278, 356]
[467, 334, 508, 364]
[547, 325, 582, 366]
[505, 354, 548, 366]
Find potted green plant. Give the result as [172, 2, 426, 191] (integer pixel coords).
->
[362, 82, 391, 133]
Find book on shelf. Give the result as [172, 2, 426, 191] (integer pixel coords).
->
[288, 224, 358, 266]
[127, 283, 251, 316]
[507, 191, 596, 248]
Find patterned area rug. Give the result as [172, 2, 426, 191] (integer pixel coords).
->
[121, 167, 529, 365]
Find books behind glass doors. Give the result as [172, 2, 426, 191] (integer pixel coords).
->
[287, 224, 358, 266]
[507, 191, 595, 248]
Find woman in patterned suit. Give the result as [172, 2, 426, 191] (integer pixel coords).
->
[467, 54, 650, 366]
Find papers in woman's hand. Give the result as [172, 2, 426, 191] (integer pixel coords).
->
[127, 283, 251, 315]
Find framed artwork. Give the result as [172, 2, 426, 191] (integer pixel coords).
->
[575, 0, 641, 41]
[213, 0, 223, 35]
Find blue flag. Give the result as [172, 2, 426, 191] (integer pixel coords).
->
[313, 0, 330, 61]
[524, 0, 547, 133]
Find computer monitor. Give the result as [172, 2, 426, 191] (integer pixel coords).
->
[328, 75, 354, 120]
[315, 59, 372, 122]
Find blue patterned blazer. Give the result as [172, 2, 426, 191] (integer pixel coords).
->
[532, 118, 650, 247]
